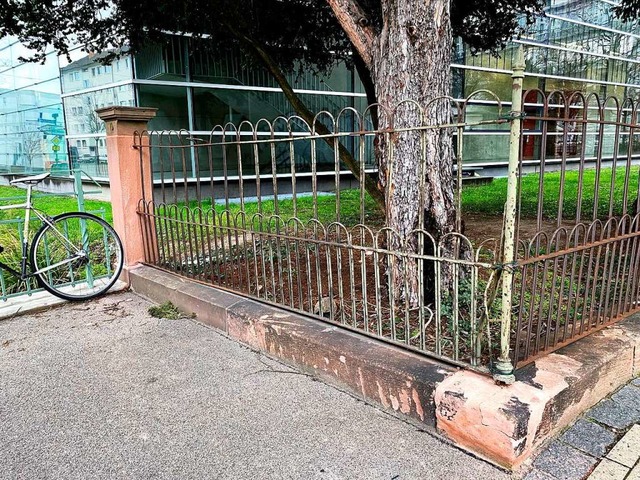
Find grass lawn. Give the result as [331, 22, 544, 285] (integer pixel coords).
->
[462, 167, 639, 219]
[0, 165, 616, 246]
[0, 185, 113, 224]
[190, 190, 382, 226]
[173, 167, 638, 227]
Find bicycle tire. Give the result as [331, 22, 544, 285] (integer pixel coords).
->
[29, 212, 124, 301]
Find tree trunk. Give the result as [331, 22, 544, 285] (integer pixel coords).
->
[371, 0, 456, 307]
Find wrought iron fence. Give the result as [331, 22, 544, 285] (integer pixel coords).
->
[134, 49, 640, 380]
[135, 93, 511, 373]
[511, 89, 640, 368]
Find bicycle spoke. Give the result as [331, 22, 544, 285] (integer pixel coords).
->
[31, 213, 123, 300]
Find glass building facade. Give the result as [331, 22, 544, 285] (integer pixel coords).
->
[0, 39, 67, 173]
[60, 52, 135, 177]
[0, 0, 638, 179]
[452, 0, 640, 166]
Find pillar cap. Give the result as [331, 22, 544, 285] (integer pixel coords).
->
[96, 106, 158, 122]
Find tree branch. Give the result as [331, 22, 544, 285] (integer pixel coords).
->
[353, 52, 378, 129]
[325, 0, 376, 69]
[223, 23, 386, 211]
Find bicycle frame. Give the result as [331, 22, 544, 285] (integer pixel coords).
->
[0, 183, 84, 280]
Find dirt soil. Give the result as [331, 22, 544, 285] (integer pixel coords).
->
[463, 214, 562, 245]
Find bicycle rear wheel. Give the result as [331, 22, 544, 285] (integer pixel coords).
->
[30, 212, 124, 301]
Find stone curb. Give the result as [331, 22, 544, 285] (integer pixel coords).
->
[129, 265, 457, 429]
[129, 265, 640, 471]
[436, 317, 640, 469]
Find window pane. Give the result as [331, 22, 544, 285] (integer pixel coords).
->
[63, 85, 135, 136]
[61, 52, 133, 94]
[68, 135, 108, 178]
[0, 42, 67, 173]
[135, 36, 187, 82]
[138, 84, 189, 131]
[193, 87, 363, 130]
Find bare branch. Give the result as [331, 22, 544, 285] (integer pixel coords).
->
[325, 0, 376, 68]
[224, 21, 386, 210]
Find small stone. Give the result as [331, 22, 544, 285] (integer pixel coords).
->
[631, 378, 640, 388]
[533, 441, 598, 480]
[560, 419, 617, 458]
[588, 399, 640, 430]
[314, 297, 336, 316]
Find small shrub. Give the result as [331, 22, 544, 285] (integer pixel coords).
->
[148, 301, 184, 320]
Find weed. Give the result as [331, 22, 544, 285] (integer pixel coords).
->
[148, 301, 185, 320]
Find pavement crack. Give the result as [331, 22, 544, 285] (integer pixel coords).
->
[244, 368, 315, 378]
[245, 355, 315, 378]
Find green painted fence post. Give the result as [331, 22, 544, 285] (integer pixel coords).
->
[493, 46, 526, 385]
[74, 169, 85, 213]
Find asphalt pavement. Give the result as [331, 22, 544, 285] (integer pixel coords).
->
[0, 291, 510, 480]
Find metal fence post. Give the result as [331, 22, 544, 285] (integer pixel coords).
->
[493, 46, 525, 385]
[73, 169, 85, 213]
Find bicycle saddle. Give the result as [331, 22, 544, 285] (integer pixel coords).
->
[9, 173, 51, 185]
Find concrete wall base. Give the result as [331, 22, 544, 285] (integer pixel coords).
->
[130, 265, 640, 471]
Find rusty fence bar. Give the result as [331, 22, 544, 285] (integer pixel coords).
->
[510, 85, 640, 367]
[134, 94, 510, 372]
[133, 70, 640, 375]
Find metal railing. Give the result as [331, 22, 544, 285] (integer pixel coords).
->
[0, 170, 107, 301]
[134, 49, 640, 380]
[511, 89, 640, 368]
[135, 96, 510, 373]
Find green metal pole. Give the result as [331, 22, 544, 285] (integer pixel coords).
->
[493, 46, 525, 385]
[74, 169, 94, 287]
[74, 168, 85, 213]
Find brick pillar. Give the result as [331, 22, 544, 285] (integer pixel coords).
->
[96, 106, 157, 283]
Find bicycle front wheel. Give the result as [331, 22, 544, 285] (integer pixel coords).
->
[30, 212, 124, 301]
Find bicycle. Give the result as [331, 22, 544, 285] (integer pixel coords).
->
[0, 173, 124, 301]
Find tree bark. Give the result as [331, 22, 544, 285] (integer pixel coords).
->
[328, 0, 456, 307]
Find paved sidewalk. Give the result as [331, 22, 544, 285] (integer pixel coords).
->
[0, 292, 508, 480]
[525, 378, 640, 480]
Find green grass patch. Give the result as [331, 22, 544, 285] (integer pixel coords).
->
[0, 185, 113, 224]
[176, 189, 382, 226]
[169, 167, 638, 227]
[462, 167, 639, 219]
